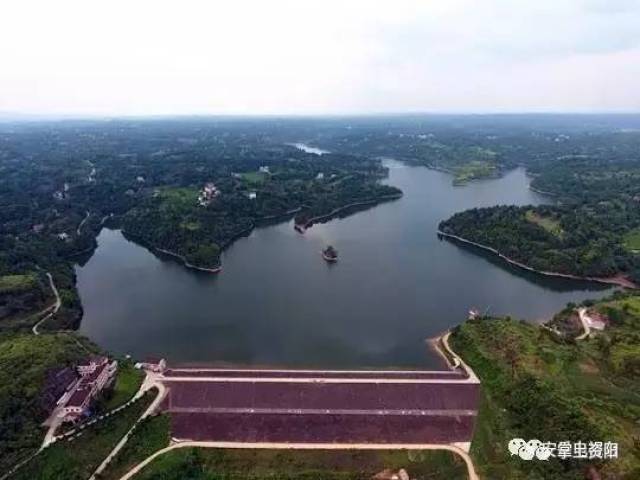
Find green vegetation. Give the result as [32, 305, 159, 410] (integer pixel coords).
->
[0, 274, 38, 293]
[123, 162, 398, 268]
[440, 202, 640, 282]
[0, 120, 400, 323]
[440, 152, 640, 283]
[102, 417, 468, 480]
[0, 333, 97, 473]
[315, 131, 507, 184]
[157, 186, 200, 205]
[451, 294, 640, 479]
[551, 292, 640, 377]
[131, 447, 468, 480]
[239, 171, 268, 185]
[101, 414, 170, 480]
[524, 210, 564, 238]
[0, 272, 53, 328]
[98, 360, 145, 412]
[623, 227, 640, 252]
[452, 160, 498, 185]
[12, 388, 157, 480]
[3, 116, 640, 478]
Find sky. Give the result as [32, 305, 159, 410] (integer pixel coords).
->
[1, 0, 640, 116]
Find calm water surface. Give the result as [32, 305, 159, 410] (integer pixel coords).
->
[77, 160, 613, 368]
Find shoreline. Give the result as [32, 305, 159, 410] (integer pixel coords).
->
[294, 193, 402, 232]
[437, 230, 638, 289]
[155, 248, 222, 274]
[397, 159, 504, 186]
[121, 198, 388, 273]
[528, 185, 559, 197]
[121, 230, 223, 273]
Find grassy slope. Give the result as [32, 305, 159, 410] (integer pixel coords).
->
[101, 414, 171, 480]
[451, 300, 640, 479]
[99, 360, 145, 412]
[103, 415, 468, 480]
[525, 210, 564, 238]
[239, 171, 268, 185]
[452, 161, 498, 185]
[0, 272, 54, 329]
[130, 448, 468, 480]
[0, 274, 38, 293]
[0, 333, 97, 473]
[578, 294, 640, 379]
[623, 228, 640, 252]
[12, 388, 157, 480]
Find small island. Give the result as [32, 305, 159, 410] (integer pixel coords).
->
[322, 245, 338, 262]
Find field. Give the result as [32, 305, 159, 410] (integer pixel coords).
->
[452, 161, 497, 185]
[239, 171, 268, 185]
[131, 447, 469, 480]
[525, 210, 564, 238]
[623, 227, 640, 252]
[180, 220, 201, 231]
[0, 274, 38, 293]
[157, 186, 199, 201]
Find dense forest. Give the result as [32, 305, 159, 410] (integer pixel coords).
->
[427, 117, 640, 283]
[439, 201, 640, 282]
[0, 119, 400, 326]
[439, 155, 640, 283]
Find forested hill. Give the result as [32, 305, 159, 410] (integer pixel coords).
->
[451, 290, 640, 479]
[0, 119, 399, 330]
[439, 133, 640, 284]
[439, 203, 640, 283]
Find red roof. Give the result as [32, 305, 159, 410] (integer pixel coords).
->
[66, 385, 91, 408]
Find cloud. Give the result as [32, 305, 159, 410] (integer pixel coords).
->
[376, 0, 640, 65]
[0, 0, 638, 114]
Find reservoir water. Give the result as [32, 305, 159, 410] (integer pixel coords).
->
[77, 160, 613, 368]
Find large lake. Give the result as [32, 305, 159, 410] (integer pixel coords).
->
[77, 160, 613, 368]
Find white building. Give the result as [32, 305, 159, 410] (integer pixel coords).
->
[198, 182, 220, 206]
[58, 356, 118, 420]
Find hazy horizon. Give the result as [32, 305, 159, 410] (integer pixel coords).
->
[3, 111, 640, 121]
[3, 0, 640, 116]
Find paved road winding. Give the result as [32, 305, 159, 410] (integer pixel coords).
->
[32, 273, 61, 335]
[116, 441, 479, 480]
